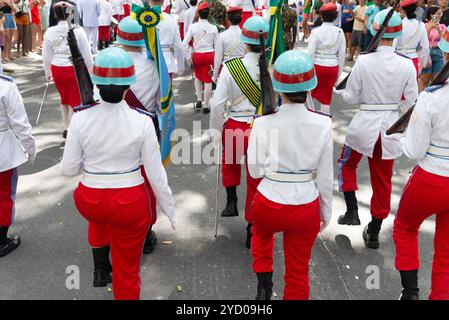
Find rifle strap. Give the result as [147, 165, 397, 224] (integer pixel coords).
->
[225, 58, 261, 110]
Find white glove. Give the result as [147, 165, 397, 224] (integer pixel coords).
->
[28, 153, 36, 166]
[320, 220, 330, 233]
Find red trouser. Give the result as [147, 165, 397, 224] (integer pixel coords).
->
[251, 192, 321, 300]
[311, 64, 339, 105]
[337, 136, 394, 219]
[74, 183, 151, 300]
[222, 119, 261, 222]
[0, 168, 18, 227]
[239, 11, 253, 29]
[393, 166, 449, 300]
[179, 22, 184, 41]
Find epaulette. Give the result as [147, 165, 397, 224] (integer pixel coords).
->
[307, 108, 332, 118]
[135, 107, 157, 119]
[0, 74, 14, 82]
[425, 83, 447, 93]
[73, 103, 98, 112]
[396, 52, 412, 60]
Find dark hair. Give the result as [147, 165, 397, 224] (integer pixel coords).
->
[228, 12, 242, 25]
[97, 85, 130, 103]
[247, 43, 262, 53]
[53, 4, 69, 21]
[284, 92, 308, 104]
[426, 5, 440, 22]
[403, 4, 417, 19]
[190, 0, 198, 5]
[321, 11, 337, 23]
[199, 8, 210, 19]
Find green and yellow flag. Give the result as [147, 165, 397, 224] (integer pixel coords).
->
[267, 0, 286, 65]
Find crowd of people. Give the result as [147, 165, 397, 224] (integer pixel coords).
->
[1, 0, 449, 302]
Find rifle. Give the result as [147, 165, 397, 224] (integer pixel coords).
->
[61, 3, 95, 106]
[386, 60, 449, 135]
[335, 2, 400, 90]
[258, 31, 277, 116]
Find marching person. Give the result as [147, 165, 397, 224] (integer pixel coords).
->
[247, 50, 333, 300]
[42, 1, 93, 139]
[174, 0, 190, 39]
[183, 1, 217, 113]
[209, 16, 269, 249]
[0, 74, 36, 258]
[117, 16, 161, 254]
[334, 9, 418, 249]
[98, 0, 112, 50]
[77, 0, 100, 54]
[396, 0, 429, 77]
[306, 2, 345, 115]
[392, 31, 449, 301]
[60, 47, 176, 300]
[111, 0, 124, 41]
[227, 0, 259, 28]
[150, 0, 184, 80]
[212, 6, 245, 83]
[183, 0, 197, 36]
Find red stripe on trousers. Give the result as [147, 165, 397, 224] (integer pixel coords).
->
[0, 168, 17, 227]
[74, 183, 151, 300]
[250, 192, 320, 300]
[337, 136, 394, 219]
[393, 166, 449, 300]
[221, 119, 261, 223]
[311, 64, 339, 105]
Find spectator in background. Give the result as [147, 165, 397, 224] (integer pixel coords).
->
[363, 0, 382, 51]
[416, 0, 426, 21]
[184, 0, 197, 37]
[111, 0, 124, 41]
[349, 0, 366, 60]
[38, 0, 48, 48]
[419, 5, 446, 90]
[331, 0, 342, 27]
[29, 0, 39, 52]
[14, 0, 32, 57]
[282, 0, 298, 50]
[98, 0, 112, 50]
[438, 0, 449, 26]
[78, 0, 100, 53]
[0, 13, 4, 70]
[0, 0, 17, 63]
[341, 0, 355, 58]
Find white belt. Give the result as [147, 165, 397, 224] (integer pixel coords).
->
[397, 48, 417, 55]
[162, 47, 172, 52]
[360, 103, 400, 112]
[427, 145, 449, 159]
[315, 51, 337, 59]
[228, 111, 254, 120]
[265, 171, 314, 183]
[83, 168, 142, 184]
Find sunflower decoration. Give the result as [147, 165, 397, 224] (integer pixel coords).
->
[135, 6, 161, 28]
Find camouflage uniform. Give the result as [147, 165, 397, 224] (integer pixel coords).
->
[197, 0, 227, 32]
[282, 6, 298, 50]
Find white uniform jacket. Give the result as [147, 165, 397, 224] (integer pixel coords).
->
[306, 22, 346, 75]
[210, 52, 260, 145]
[400, 84, 449, 177]
[183, 19, 218, 55]
[174, 0, 190, 24]
[157, 12, 185, 75]
[128, 51, 161, 114]
[227, 0, 259, 13]
[213, 25, 246, 82]
[247, 104, 333, 224]
[98, 0, 113, 26]
[395, 18, 429, 64]
[42, 21, 93, 80]
[0, 76, 36, 172]
[111, 0, 124, 16]
[338, 46, 418, 159]
[60, 99, 176, 224]
[184, 5, 197, 38]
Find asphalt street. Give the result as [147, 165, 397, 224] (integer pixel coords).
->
[0, 48, 436, 300]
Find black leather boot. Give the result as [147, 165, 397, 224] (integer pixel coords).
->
[221, 187, 239, 217]
[362, 218, 383, 249]
[399, 270, 419, 300]
[143, 226, 157, 254]
[92, 246, 112, 287]
[0, 227, 21, 258]
[203, 107, 210, 114]
[255, 272, 273, 300]
[195, 101, 202, 109]
[338, 191, 361, 225]
[245, 223, 252, 249]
